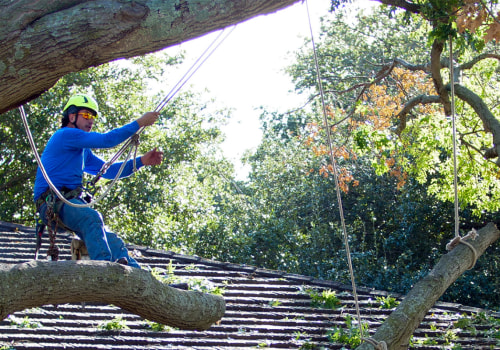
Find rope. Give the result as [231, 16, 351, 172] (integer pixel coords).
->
[446, 228, 478, 269]
[445, 36, 478, 269]
[88, 25, 236, 186]
[305, 0, 364, 340]
[450, 36, 460, 239]
[154, 26, 236, 113]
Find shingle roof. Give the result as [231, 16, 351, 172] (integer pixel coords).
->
[0, 220, 499, 350]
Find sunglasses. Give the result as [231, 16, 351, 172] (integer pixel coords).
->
[77, 112, 97, 120]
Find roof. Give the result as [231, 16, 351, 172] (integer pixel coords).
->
[0, 220, 499, 350]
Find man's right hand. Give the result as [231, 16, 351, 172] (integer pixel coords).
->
[136, 111, 160, 127]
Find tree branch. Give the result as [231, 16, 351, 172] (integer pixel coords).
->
[395, 94, 441, 135]
[459, 52, 500, 70]
[376, 0, 421, 14]
[0, 0, 301, 114]
[430, 39, 452, 116]
[357, 223, 500, 350]
[454, 83, 500, 165]
[0, 260, 225, 331]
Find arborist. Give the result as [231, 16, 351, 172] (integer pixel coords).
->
[33, 93, 163, 268]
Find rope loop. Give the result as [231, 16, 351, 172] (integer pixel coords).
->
[446, 228, 479, 269]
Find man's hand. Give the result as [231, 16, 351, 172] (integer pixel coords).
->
[141, 148, 163, 166]
[136, 111, 160, 128]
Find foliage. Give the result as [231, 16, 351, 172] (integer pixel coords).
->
[289, 4, 500, 215]
[301, 287, 342, 310]
[97, 316, 129, 331]
[7, 315, 42, 329]
[143, 319, 176, 332]
[374, 295, 400, 309]
[326, 314, 368, 347]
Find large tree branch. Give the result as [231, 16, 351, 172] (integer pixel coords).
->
[395, 94, 441, 135]
[0, 260, 225, 331]
[376, 0, 421, 13]
[357, 222, 500, 350]
[454, 83, 500, 165]
[0, 0, 300, 114]
[459, 52, 500, 70]
[430, 39, 452, 116]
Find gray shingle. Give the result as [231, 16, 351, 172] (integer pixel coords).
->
[0, 221, 499, 349]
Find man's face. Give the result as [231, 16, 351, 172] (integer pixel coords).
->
[70, 109, 96, 132]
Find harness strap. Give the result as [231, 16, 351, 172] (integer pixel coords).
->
[36, 187, 85, 261]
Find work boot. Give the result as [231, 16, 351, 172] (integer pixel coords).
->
[116, 257, 128, 265]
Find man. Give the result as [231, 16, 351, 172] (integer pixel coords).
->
[34, 93, 163, 268]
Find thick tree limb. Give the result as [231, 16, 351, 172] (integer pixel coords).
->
[395, 94, 440, 135]
[0, 260, 225, 331]
[377, 0, 420, 14]
[0, 0, 300, 114]
[356, 222, 500, 350]
[430, 39, 452, 116]
[454, 84, 500, 165]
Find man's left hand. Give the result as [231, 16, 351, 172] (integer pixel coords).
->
[141, 148, 164, 166]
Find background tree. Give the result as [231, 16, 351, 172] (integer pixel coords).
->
[282, 2, 500, 348]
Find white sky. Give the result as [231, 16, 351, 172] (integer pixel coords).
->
[162, 0, 354, 178]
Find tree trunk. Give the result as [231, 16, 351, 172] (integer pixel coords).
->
[356, 222, 500, 350]
[0, 260, 225, 331]
[0, 0, 300, 114]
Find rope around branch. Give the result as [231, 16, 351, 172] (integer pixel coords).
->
[446, 228, 479, 269]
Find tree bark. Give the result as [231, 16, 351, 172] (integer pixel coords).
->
[0, 0, 300, 114]
[0, 260, 225, 331]
[356, 222, 500, 350]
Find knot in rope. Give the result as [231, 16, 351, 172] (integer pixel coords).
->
[363, 338, 388, 350]
[446, 228, 478, 269]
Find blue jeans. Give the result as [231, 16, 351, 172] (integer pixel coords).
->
[38, 198, 140, 269]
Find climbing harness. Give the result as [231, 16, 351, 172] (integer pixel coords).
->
[20, 25, 235, 259]
[445, 36, 478, 269]
[33, 187, 86, 260]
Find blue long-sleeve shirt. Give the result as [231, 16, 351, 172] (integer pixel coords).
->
[34, 121, 143, 201]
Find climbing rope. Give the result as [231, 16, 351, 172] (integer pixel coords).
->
[87, 25, 236, 189]
[445, 36, 478, 269]
[20, 25, 235, 209]
[305, 0, 369, 344]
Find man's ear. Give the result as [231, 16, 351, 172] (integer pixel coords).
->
[69, 113, 76, 124]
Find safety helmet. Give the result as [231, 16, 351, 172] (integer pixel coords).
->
[63, 94, 99, 116]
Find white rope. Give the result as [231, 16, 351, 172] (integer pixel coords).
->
[446, 36, 478, 269]
[450, 36, 460, 238]
[91, 25, 236, 183]
[305, 0, 365, 340]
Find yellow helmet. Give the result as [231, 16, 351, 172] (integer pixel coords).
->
[63, 94, 99, 116]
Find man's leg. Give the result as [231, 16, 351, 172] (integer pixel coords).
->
[105, 230, 141, 269]
[58, 198, 113, 262]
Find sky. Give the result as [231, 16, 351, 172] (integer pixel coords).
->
[162, 0, 340, 178]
